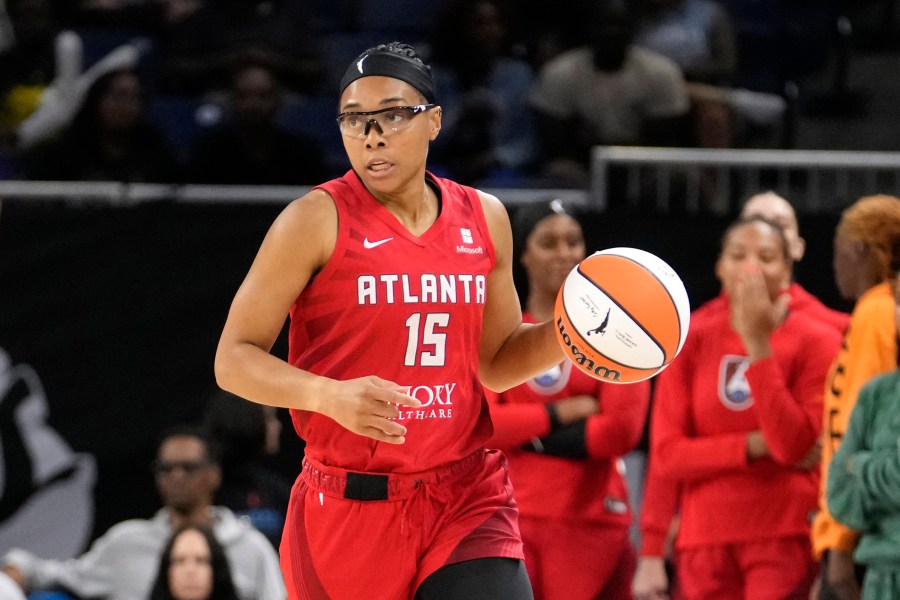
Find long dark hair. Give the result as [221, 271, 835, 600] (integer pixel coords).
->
[148, 524, 240, 600]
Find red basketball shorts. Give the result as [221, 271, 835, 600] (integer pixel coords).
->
[279, 448, 525, 600]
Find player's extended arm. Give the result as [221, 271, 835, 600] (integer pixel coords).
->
[214, 191, 420, 444]
[730, 264, 823, 464]
[476, 191, 565, 392]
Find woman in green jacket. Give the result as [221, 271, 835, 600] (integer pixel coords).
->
[828, 255, 900, 600]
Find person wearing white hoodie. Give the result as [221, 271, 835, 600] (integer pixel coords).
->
[0, 425, 286, 600]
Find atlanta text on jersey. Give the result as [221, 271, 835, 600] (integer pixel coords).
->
[357, 273, 487, 305]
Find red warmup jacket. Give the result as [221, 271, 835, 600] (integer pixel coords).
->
[640, 287, 847, 555]
[487, 313, 650, 525]
[648, 301, 841, 549]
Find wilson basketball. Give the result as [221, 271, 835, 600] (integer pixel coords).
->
[554, 248, 690, 384]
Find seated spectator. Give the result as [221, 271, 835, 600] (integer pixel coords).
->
[148, 524, 240, 600]
[530, 0, 690, 188]
[427, 0, 538, 186]
[1, 425, 285, 600]
[634, 0, 786, 152]
[21, 67, 182, 182]
[201, 390, 290, 549]
[514, 0, 607, 71]
[188, 61, 326, 185]
[634, 0, 737, 86]
[157, 0, 323, 96]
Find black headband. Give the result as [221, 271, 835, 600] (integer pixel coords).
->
[339, 51, 437, 103]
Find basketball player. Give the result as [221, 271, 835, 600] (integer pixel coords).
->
[645, 216, 841, 599]
[634, 191, 849, 600]
[214, 42, 567, 600]
[486, 199, 650, 600]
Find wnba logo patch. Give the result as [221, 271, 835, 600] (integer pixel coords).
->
[719, 355, 753, 411]
[527, 361, 571, 395]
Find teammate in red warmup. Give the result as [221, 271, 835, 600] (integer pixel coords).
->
[214, 42, 567, 600]
[633, 192, 848, 600]
[486, 200, 650, 600]
[645, 216, 842, 600]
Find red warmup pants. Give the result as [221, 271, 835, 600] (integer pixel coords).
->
[677, 536, 817, 600]
[520, 516, 635, 600]
[280, 448, 524, 600]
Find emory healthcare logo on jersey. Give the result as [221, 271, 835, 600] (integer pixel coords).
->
[719, 355, 754, 410]
[456, 227, 484, 255]
[395, 383, 456, 421]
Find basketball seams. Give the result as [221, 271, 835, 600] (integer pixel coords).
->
[557, 248, 690, 384]
[576, 256, 682, 362]
[578, 248, 684, 352]
[556, 287, 661, 383]
[592, 249, 688, 352]
[565, 275, 666, 369]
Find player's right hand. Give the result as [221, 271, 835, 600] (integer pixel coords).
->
[319, 376, 421, 444]
[632, 556, 670, 600]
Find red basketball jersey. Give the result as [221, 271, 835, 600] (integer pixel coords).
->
[288, 171, 497, 473]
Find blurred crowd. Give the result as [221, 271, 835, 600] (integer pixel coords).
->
[0, 0, 849, 190]
[4, 1, 900, 599]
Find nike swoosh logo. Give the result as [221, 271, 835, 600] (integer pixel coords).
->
[363, 237, 393, 249]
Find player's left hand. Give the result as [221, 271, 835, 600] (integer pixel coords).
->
[317, 376, 422, 444]
[730, 264, 788, 358]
